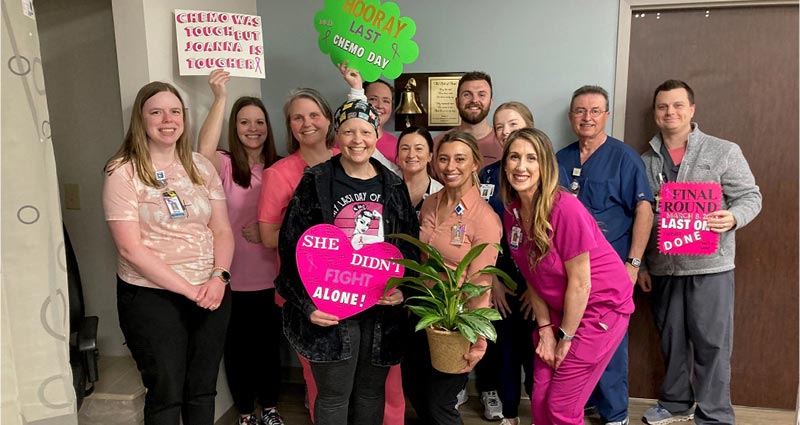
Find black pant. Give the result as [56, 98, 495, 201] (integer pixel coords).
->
[493, 294, 534, 418]
[117, 277, 231, 425]
[402, 329, 469, 425]
[224, 289, 282, 414]
[309, 317, 389, 425]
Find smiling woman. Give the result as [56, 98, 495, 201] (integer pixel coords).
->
[405, 131, 501, 425]
[274, 97, 419, 425]
[102, 81, 234, 424]
[196, 70, 284, 425]
[498, 128, 634, 425]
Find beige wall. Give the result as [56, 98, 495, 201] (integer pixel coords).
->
[37, 0, 126, 358]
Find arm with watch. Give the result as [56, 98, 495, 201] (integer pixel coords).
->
[195, 199, 234, 311]
[627, 199, 653, 284]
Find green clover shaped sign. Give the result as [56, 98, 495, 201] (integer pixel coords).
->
[314, 0, 419, 81]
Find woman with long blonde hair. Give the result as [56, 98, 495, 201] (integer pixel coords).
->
[499, 128, 633, 425]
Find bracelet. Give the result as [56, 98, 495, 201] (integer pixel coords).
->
[537, 322, 553, 330]
[212, 266, 229, 273]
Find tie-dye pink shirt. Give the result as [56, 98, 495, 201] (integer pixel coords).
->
[103, 153, 226, 288]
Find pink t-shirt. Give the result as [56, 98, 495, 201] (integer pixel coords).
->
[258, 152, 308, 225]
[376, 132, 399, 164]
[434, 129, 503, 165]
[419, 185, 501, 308]
[505, 192, 634, 320]
[217, 153, 278, 291]
[103, 153, 225, 288]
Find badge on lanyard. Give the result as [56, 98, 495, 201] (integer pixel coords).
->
[569, 179, 580, 197]
[509, 226, 522, 250]
[479, 183, 495, 201]
[509, 208, 522, 249]
[570, 167, 582, 197]
[156, 170, 169, 187]
[451, 203, 466, 246]
[163, 190, 187, 219]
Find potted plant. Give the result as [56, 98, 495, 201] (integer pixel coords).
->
[385, 233, 517, 373]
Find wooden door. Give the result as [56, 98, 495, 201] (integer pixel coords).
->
[622, 5, 799, 409]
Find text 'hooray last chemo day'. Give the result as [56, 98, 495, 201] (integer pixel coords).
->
[175, 10, 265, 78]
[314, 0, 419, 81]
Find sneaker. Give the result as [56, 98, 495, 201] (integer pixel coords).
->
[642, 406, 694, 425]
[455, 388, 468, 409]
[480, 390, 504, 420]
[262, 407, 285, 425]
[604, 417, 629, 425]
[499, 417, 520, 425]
[237, 414, 259, 425]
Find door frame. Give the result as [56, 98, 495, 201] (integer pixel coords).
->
[610, 0, 798, 140]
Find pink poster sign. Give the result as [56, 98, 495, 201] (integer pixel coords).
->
[296, 224, 404, 319]
[657, 182, 722, 255]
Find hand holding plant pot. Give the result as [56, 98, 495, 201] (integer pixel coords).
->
[385, 233, 517, 374]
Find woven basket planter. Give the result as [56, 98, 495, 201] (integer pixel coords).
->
[425, 327, 470, 374]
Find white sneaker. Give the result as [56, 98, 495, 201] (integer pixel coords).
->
[455, 388, 468, 409]
[499, 417, 520, 425]
[480, 390, 504, 420]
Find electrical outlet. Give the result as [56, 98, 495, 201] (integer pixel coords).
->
[64, 183, 80, 210]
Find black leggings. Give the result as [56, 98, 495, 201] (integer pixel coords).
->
[224, 288, 283, 413]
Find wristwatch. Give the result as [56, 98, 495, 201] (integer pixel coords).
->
[557, 327, 575, 342]
[211, 268, 231, 284]
[626, 257, 642, 268]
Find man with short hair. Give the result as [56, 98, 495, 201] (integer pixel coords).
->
[556, 85, 654, 425]
[639, 80, 761, 425]
[434, 71, 502, 164]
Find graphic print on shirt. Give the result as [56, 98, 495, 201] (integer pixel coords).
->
[333, 195, 385, 250]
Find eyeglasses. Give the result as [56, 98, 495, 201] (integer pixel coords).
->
[570, 108, 607, 118]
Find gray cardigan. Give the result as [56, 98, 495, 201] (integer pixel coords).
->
[641, 124, 762, 276]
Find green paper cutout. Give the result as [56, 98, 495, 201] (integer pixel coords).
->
[314, 0, 419, 81]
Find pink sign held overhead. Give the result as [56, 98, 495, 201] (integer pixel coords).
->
[657, 182, 722, 256]
[296, 224, 404, 319]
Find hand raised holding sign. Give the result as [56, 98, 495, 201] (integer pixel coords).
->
[338, 60, 363, 90]
[207, 69, 230, 99]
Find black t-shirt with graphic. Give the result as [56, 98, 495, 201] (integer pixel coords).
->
[332, 163, 385, 250]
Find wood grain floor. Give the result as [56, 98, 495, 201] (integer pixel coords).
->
[241, 382, 796, 425]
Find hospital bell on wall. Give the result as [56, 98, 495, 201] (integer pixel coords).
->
[395, 78, 425, 127]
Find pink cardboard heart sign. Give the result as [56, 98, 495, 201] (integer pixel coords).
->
[296, 224, 405, 319]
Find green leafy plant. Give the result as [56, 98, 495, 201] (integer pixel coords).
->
[385, 233, 518, 343]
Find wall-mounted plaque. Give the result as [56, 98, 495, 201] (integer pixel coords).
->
[394, 72, 465, 131]
[427, 76, 462, 127]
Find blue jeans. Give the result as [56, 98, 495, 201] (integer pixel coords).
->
[117, 277, 231, 425]
[309, 316, 389, 425]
